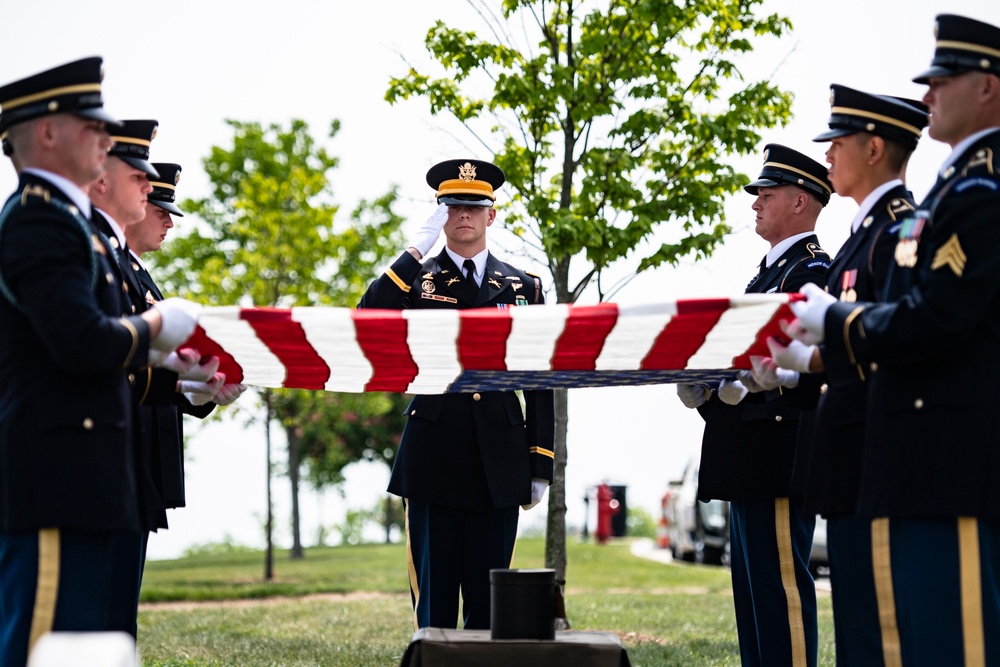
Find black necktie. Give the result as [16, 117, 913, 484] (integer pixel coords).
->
[463, 259, 477, 286]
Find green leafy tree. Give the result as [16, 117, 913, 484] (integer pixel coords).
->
[155, 119, 406, 578]
[386, 0, 794, 593]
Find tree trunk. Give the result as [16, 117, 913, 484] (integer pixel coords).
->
[544, 388, 569, 592]
[264, 392, 274, 581]
[384, 494, 392, 544]
[287, 427, 304, 559]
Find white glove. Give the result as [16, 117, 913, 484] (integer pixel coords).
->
[213, 382, 248, 406]
[717, 379, 748, 405]
[788, 283, 835, 344]
[750, 355, 799, 390]
[736, 370, 766, 393]
[677, 383, 711, 409]
[409, 203, 449, 257]
[521, 478, 549, 511]
[156, 348, 200, 375]
[767, 337, 816, 373]
[151, 297, 202, 351]
[178, 355, 220, 382]
[181, 373, 224, 406]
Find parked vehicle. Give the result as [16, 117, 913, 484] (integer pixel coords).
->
[664, 457, 730, 566]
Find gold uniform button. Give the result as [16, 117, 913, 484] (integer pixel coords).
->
[128, 373, 135, 383]
[914, 398, 924, 410]
[473, 393, 481, 401]
[410, 410, 416, 416]
[106, 272, 114, 284]
[82, 418, 94, 430]
[774, 415, 782, 422]
[870, 362, 878, 373]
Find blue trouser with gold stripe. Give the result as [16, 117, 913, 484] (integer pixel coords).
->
[730, 497, 817, 667]
[886, 517, 1000, 667]
[404, 499, 518, 630]
[827, 515, 899, 666]
[0, 529, 138, 666]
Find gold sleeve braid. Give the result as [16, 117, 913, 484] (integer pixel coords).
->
[842, 306, 867, 382]
[118, 318, 140, 369]
[386, 268, 411, 293]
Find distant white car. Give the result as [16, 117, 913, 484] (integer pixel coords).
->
[664, 457, 729, 566]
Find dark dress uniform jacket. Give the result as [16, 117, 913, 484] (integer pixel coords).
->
[697, 235, 830, 501]
[91, 210, 182, 530]
[825, 129, 1000, 521]
[0, 173, 151, 531]
[800, 186, 915, 516]
[131, 261, 214, 512]
[358, 250, 555, 510]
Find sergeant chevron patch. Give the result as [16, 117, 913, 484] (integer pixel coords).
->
[930, 234, 967, 277]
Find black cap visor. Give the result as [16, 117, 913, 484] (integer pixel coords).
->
[438, 195, 493, 207]
[74, 106, 123, 129]
[149, 198, 184, 216]
[116, 155, 159, 179]
[744, 177, 781, 195]
[812, 127, 855, 142]
[913, 64, 969, 84]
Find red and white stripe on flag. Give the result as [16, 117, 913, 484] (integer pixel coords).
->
[179, 294, 799, 393]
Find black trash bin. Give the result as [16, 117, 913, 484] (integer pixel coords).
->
[489, 568, 555, 640]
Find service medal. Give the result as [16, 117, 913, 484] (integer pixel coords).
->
[840, 269, 857, 302]
[894, 213, 927, 268]
[515, 296, 529, 306]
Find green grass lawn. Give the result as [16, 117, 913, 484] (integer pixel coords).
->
[138, 538, 834, 666]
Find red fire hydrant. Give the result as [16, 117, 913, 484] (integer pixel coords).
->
[595, 483, 619, 544]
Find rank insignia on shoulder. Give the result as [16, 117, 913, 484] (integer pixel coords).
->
[20, 184, 50, 205]
[862, 215, 874, 228]
[930, 233, 967, 277]
[421, 279, 436, 294]
[91, 235, 107, 256]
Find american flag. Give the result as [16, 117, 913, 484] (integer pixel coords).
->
[180, 294, 797, 393]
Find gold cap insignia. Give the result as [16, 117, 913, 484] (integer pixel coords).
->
[457, 162, 477, 182]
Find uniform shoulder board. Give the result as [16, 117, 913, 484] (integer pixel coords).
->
[804, 242, 830, 260]
[20, 184, 51, 206]
[887, 198, 915, 221]
[960, 147, 996, 178]
[524, 270, 541, 278]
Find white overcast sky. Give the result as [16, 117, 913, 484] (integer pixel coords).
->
[2, 0, 997, 559]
